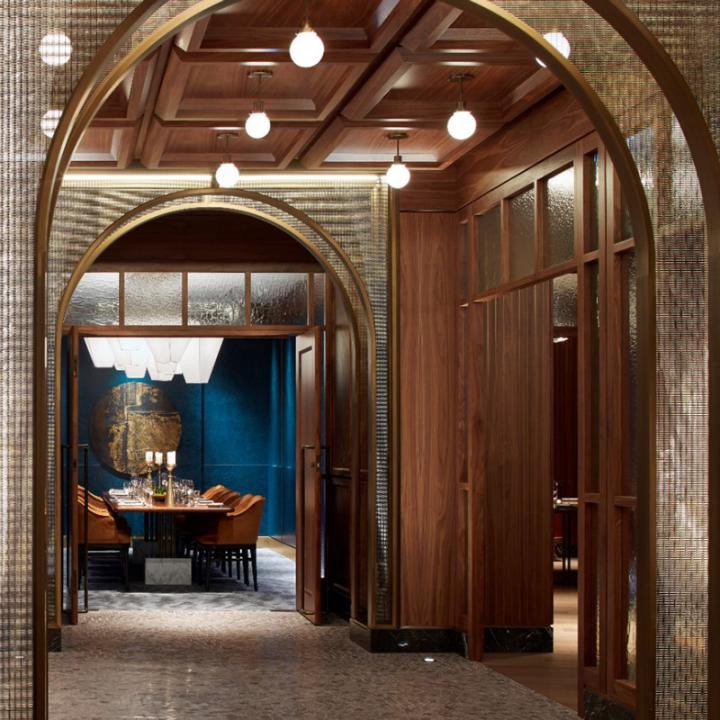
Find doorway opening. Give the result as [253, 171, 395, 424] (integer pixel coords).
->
[55, 207, 362, 630]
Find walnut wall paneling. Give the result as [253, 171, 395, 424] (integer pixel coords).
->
[398, 212, 460, 628]
[325, 282, 357, 616]
[477, 282, 554, 628]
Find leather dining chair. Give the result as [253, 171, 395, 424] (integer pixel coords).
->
[194, 495, 265, 591]
[77, 490, 132, 590]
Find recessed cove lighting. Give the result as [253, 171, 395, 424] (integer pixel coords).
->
[41, 109, 62, 138]
[39, 32, 72, 66]
[536, 31, 571, 68]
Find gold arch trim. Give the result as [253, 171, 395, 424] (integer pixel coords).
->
[32, 2, 720, 718]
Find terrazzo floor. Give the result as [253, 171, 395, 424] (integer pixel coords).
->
[50, 610, 580, 720]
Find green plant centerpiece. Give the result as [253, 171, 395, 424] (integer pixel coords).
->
[152, 486, 168, 502]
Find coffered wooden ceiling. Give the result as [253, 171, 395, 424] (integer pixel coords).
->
[74, 0, 561, 173]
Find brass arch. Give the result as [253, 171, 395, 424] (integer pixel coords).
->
[51, 190, 378, 632]
[32, 2, 720, 719]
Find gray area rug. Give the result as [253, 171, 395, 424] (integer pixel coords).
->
[87, 547, 296, 611]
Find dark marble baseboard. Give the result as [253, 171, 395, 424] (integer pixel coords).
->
[48, 626, 62, 653]
[583, 690, 635, 720]
[349, 621, 466, 655]
[484, 626, 553, 653]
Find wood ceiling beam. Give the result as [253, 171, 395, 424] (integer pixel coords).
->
[174, 16, 211, 52]
[154, 47, 193, 120]
[300, 117, 349, 169]
[152, 118, 323, 130]
[367, 0, 425, 52]
[134, 40, 174, 163]
[502, 69, 561, 122]
[111, 127, 138, 169]
[400, 1, 463, 52]
[437, 27, 514, 44]
[175, 47, 371, 65]
[140, 117, 171, 169]
[398, 48, 534, 65]
[367, 99, 504, 124]
[199, 26, 369, 51]
[341, 49, 409, 120]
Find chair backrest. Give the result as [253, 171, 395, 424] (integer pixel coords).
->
[77, 489, 111, 517]
[202, 484, 226, 500]
[217, 496, 265, 545]
[215, 488, 241, 506]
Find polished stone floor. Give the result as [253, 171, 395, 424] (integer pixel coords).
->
[50, 610, 579, 720]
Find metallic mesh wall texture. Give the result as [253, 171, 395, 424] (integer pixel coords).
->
[47, 178, 391, 625]
[0, 1, 717, 718]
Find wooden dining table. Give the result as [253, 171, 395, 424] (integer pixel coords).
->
[104, 491, 231, 557]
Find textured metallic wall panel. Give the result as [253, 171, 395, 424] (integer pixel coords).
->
[47, 179, 392, 623]
[0, 1, 716, 716]
[488, 3, 712, 715]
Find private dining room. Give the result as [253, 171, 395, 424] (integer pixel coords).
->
[57, 207, 350, 622]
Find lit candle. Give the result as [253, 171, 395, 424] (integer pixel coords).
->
[166, 450, 176, 467]
[145, 451, 153, 464]
[155, 451, 163, 465]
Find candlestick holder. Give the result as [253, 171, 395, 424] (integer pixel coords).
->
[166, 463, 176, 506]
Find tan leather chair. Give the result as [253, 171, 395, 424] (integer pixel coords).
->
[194, 496, 265, 591]
[77, 490, 131, 589]
[202, 484, 226, 500]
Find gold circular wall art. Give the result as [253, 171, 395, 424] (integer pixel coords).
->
[90, 381, 181, 476]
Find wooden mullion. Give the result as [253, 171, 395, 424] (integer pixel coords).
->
[181, 271, 188, 326]
[470, 259, 576, 303]
[307, 272, 315, 326]
[68, 327, 80, 626]
[244, 271, 252, 325]
[535, 178, 546, 273]
[119, 272, 125, 327]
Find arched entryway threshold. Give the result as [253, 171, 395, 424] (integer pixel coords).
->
[52, 188, 377, 627]
[31, 2, 720, 720]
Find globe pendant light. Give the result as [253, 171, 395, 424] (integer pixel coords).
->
[289, 0, 324, 68]
[214, 131, 240, 188]
[446, 73, 477, 141]
[384, 133, 411, 189]
[536, 31, 571, 68]
[245, 70, 272, 140]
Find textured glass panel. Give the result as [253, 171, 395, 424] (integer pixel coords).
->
[251, 273, 308, 325]
[545, 166, 575, 267]
[621, 198, 633, 241]
[65, 272, 119, 325]
[125, 272, 182, 326]
[475, 206, 501, 292]
[188, 273, 245, 326]
[552, 274, 578, 328]
[623, 509, 638, 683]
[509, 187, 535, 279]
[587, 152, 600, 251]
[588, 263, 600, 494]
[622, 253, 639, 496]
[313, 274, 325, 325]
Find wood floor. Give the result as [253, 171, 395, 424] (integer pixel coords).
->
[259, 535, 296, 562]
[484, 587, 579, 713]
